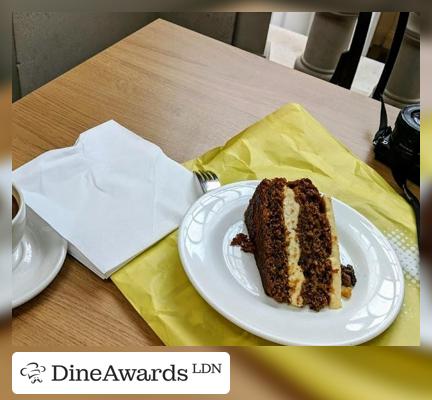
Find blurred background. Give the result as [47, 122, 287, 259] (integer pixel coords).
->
[12, 12, 419, 109]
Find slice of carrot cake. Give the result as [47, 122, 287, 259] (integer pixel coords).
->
[242, 178, 342, 311]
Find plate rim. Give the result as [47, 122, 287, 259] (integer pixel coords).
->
[178, 180, 405, 346]
[12, 210, 68, 309]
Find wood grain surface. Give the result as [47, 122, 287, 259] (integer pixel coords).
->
[12, 19, 413, 346]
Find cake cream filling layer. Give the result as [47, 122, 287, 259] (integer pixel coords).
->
[283, 187, 305, 307]
[282, 188, 342, 309]
[323, 196, 342, 308]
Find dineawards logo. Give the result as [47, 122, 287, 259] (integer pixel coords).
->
[12, 352, 230, 395]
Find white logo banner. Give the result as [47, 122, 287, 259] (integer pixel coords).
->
[13, 352, 230, 394]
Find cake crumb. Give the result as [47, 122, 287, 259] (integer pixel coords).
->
[341, 264, 356, 299]
[341, 286, 352, 299]
[341, 264, 357, 287]
[231, 233, 255, 253]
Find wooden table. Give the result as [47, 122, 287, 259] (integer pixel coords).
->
[13, 19, 408, 346]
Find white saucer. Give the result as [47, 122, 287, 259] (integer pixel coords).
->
[178, 181, 405, 346]
[13, 208, 67, 308]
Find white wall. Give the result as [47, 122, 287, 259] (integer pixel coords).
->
[270, 12, 314, 35]
[363, 12, 381, 56]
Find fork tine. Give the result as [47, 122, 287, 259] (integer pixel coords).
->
[199, 170, 207, 180]
[196, 171, 205, 184]
[206, 171, 215, 181]
[194, 171, 206, 192]
[208, 171, 218, 181]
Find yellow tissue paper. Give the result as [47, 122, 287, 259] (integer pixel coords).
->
[112, 103, 419, 346]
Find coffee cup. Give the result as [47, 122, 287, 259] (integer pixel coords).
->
[12, 184, 26, 254]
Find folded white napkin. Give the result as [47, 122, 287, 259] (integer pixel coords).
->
[13, 121, 201, 278]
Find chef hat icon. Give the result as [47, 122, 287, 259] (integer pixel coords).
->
[20, 362, 46, 383]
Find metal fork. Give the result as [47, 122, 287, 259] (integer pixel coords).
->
[193, 170, 221, 193]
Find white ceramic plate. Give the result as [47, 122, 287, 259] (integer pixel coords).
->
[178, 181, 404, 346]
[13, 208, 67, 308]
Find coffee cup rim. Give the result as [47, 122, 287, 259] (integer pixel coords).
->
[12, 184, 24, 224]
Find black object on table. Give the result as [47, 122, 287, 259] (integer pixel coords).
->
[330, 12, 372, 89]
[373, 97, 420, 246]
